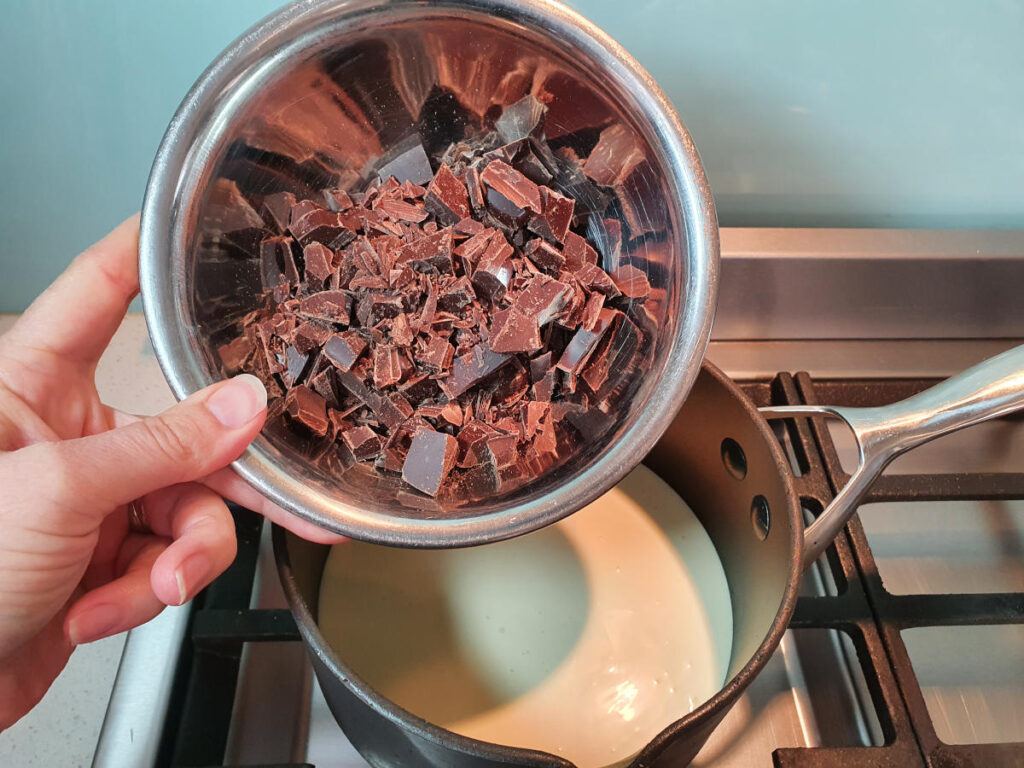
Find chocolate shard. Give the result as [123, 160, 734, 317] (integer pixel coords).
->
[302, 242, 334, 290]
[480, 160, 543, 212]
[489, 307, 543, 354]
[376, 136, 434, 185]
[289, 206, 356, 249]
[323, 332, 367, 371]
[424, 163, 471, 225]
[284, 385, 328, 436]
[611, 263, 651, 299]
[563, 231, 599, 271]
[323, 187, 354, 212]
[420, 335, 455, 374]
[402, 430, 458, 496]
[464, 166, 485, 212]
[440, 344, 511, 399]
[217, 336, 253, 374]
[373, 345, 403, 389]
[439, 401, 463, 427]
[527, 187, 574, 245]
[523, 238, 565, 273]
[260, 236, 298, 290]
[342, 425, 382, 460]
[513, 275, 572, 326]
[260, 191, 298, 233]
[395, 228, 454, 273]
[575, 262, 621, 298]
[556, 307, 616, 375]
[298, 291, 352, 323]
[484, 434, 519, 469]
[377, 198, 429, 224]
[529, 351, 553, 382]
[437, 275, 476, 312]
[391, 312, 415, 347]
[293, 322, 332, 355]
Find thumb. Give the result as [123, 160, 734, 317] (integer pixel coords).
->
[37, 374, 267, 517]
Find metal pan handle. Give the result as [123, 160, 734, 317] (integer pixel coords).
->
[760, 343, 1024, 569]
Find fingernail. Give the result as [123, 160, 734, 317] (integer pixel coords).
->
[68, 603, 122, 645]
[205, 374, 266, 428]
[174, 553, 212, 605]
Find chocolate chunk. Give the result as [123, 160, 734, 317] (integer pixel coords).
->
[299, 291, 352, 323]
[293, 322, 332, 354]
[217, 336, 253, 374]
[480, 160, 543, 212]
[260, 236, 297, 290]
[402, 430, 458, 496]
[530, 352, 553, 382]
[527, 187, 574, 245]
[580, 292, 606, 331]
[284, 385, 328, 436]
[575, 262, 621, 298]
[440, 344, 511, 399]
[289, 206, 355, 249]
[611, 264, 651, 299]
[425, 164, 471, 225]
[261, 191, 298, 233]
[513, 275, 572, 326]
[323, 332, 367, 371]
[563, 231, 599, 271]
[303, 242, 334, 290]
[396, 228, 454, 273]
[377, 198, 429, 223]
[484, 434, 519, 469]
[489, 308, 543, 354]
[420, 335, 454, 374]
[437, 276, 476, 312]
[439, 402, 463, 427]
[377, 136, 433, 185]
[556, 307, 616, 375]
[373, 345, 403, 388]
[323, 187, 354, 212]
[523, 238, 565, 273]
[464, 166, 485, 212]
[342, 425, 382, 460]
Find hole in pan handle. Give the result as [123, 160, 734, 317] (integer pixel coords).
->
[759, 343, 1024, 570]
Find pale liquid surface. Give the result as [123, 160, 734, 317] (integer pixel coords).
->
[317, 466, 733, 768]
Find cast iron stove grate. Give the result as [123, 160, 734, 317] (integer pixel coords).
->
[155, 372, 1024, 768]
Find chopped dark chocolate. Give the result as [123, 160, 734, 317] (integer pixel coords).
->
[342, 425, 382, 461]
[402, 430, 458, 496]
[323, 332, 367, 371]
[424, 163, 471, 225]
[213, 100, 654, 501]
[284, 385, 328, 436]
[480, 160, 543, 212]
[440, 344, 511, 399]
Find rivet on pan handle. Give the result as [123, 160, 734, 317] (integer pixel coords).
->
[760, 344, 1024, 570]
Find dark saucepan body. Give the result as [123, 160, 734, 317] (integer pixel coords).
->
[274, 363, 803, 767]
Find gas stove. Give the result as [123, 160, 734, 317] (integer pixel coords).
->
[92, 228, 1024, 768]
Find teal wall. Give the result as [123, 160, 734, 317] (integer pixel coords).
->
[1, 0, 1022, 310]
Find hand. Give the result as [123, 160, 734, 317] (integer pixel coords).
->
[0, 215, 342, 730]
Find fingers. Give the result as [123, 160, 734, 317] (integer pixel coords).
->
[142, 483, 238, 606]
[2, 215, 140, 371]
[21, 375, 267, 524]
[202, 467, 348, 544]
[64, 484, 238, 643]
[65, 537, 168, 645]
[108, 407, 347, 545]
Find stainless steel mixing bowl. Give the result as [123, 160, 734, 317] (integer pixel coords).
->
[140, 0, 718, 546]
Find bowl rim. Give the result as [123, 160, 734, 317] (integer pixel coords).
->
[140, 0, 719, 547]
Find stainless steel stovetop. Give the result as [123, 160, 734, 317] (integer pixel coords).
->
[93, 228, 1024, 768]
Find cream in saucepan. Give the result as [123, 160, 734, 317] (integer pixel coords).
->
[317, 465, 732, 767]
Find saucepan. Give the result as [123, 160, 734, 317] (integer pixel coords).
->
[277, 348, 1024, 766]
